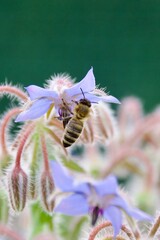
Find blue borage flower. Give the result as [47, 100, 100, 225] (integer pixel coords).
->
[15, 68, 120, 122]
[50, 161, 152, 238]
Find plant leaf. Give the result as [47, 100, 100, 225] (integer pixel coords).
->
[29, 202, 53, 239]
[62, 157, 85, 173]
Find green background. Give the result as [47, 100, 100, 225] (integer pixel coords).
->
[1, 0, 160, 112]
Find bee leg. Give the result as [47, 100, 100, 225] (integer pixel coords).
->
[61, 98, 73, 114]
[72, 100, 78, 105]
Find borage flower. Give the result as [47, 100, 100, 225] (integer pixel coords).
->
[50, 161, 152, 238]
[15, 68, 120, 122]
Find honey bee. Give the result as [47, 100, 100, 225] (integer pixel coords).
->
[62, 89, 91, 148]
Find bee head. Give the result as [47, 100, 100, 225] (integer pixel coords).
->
[79, 98, 91, 107]
[79, 88, 91, 107]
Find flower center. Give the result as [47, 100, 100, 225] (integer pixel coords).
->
[91, 206, 103, 225]
[87, 184, 116, 224]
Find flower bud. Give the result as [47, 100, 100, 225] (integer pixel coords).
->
[94, 102, 116, 141]
[8, 167, 28, 212]
[40, 171, 55, 213]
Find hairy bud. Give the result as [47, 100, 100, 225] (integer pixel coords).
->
[40, 171, 55, 213]
[28, 169, 38, 201]
[8, 167, 28, 212]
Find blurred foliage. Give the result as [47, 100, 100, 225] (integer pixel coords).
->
[30, 202, 53, 239]
[62, 156, 85, 173]
[54, 215, 88, 240]
[0, 0, 160, 113]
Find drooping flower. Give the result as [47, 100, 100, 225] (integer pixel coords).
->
[50, 161, 152, 238]
[15, 68, 120, 122]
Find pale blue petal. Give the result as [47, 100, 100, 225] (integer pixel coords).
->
[111, 195, 129, 210]
[104, 206, 122, 238]
[94, 176, 118, 196]
[15, 98, 53, 122]
[128, 208, 153, 222]
[25, 85, 58, 100]
[73, 183, 90, 195]
[54, 193, 89, 215]
[50, 161, 89, 194]
[101, 95, 121, 104]
[112, 196, 152, 222]
[50, 161, 74, 191]
[75, 93, 120, 104]
[64, 68, 95, 97]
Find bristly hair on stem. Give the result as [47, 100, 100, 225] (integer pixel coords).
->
[39, 134, 55, 213]
[40, 134, 50, 173]
[15, 123, 35, 169]
[0, 84, 28, 102]
[88, 221, 135, 240]
[148, 214, 160, 238]
[102, 147, 154, 191]
[0, 108, 21, 156]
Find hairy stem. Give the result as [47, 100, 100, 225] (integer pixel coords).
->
[102, 147, 153, 190]
[126, 217, 141, 240]
[15, 123, 35, 168]
[31, 135, 39, 165]
[88, 221, 134, 240]
[127, 113, 160, 145]
[40, 134, 50, 172]
[0, 108, 21, 155]
[0, 85, 27, 101]
[148, 215, 160, 238]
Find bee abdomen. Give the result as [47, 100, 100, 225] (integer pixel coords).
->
[63, 118, 83, 147]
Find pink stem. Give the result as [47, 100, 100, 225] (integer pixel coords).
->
[102, 147, 154, 190]
[11, 123, 29, 150]
[40, 134, 50, 172]
[127, 113, 160, 145]
[15, 123, 35, 169]
[0, 108, 21, 155]
[0, 85, 27, 101]
[88, 221, 134, 240]
[0, 224, 25, 240]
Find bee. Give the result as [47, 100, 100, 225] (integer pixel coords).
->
[62, 88, 91, 148]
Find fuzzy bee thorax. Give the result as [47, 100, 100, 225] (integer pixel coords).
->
[74, 103, 91, 119]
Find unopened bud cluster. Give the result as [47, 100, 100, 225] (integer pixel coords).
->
[7, 165, 55, 214]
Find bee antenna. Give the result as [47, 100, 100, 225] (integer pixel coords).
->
[91, 101, 98, 104]
[80, 88, 85, 99]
